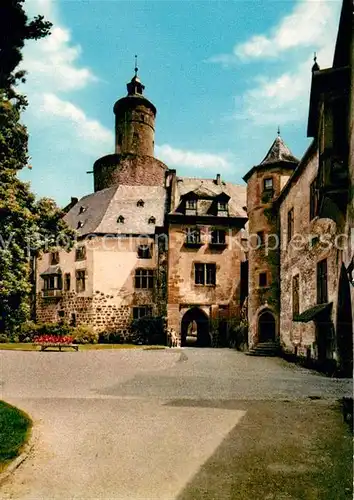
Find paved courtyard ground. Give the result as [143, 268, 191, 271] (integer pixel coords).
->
[0, 348, 352, 499]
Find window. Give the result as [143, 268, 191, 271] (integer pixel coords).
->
[44, 275, 55, 290]
[58, 310, 65, 319]
[137, 199, 144, 207]
[64, 273, 71, 291]
[137, 244, 151, 259]
[76, 270, 86, 293]
[293, 274, 300, 316]
[77, 221, 84, 229]
[185, 227, 201, 245]
[134, 269, 154, 289]
[148, 216, 156, 224]
[132, 306, 152, 320]
[43, 274, 62, 290]
[75, 246, 86, 261]
[117, 215, 125, 224]
[70, 313, 77, 327]
[217, 201, 228, 212]
[50, 251, 59, 265]
[317, 259, 328, 304]
[310, 180, 317, 220]
[211, 229, 226, 245]
[259, 272, 267, 287]
[287, 208, 294, 243]
[257, 231, 265, 246]
[186, 199, 197, 210]
[79, 206, 86, 214]
[194, 263, 216, 286]
[263, 177, 273, 191]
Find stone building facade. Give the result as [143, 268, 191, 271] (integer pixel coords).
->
[36, 0, 353, 369]
[36, 68, 248, 346]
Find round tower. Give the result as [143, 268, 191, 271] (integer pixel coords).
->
[243, 132, 299, 347]
[113, 62, 156, 156]
[93, 63, 168, 192]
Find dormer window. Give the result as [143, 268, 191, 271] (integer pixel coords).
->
[137, 199, 144, 207]
[148, 216, 156, 224]
[263, 177, 273, 192]
[186, 199, 197, 210]
[117, 215, 125, 224]
[79, 206, 86, 214]
[77, 221, 84, 229]
[218, 201, 228, 212]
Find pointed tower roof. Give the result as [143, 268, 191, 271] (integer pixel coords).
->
[243, 131, 299, 182]
[126, 56, 145, 96]
[260, 134, 299, 165]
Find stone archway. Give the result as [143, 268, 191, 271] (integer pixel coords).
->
[181, 308, 211, 347]
[258, 310, 276, 343]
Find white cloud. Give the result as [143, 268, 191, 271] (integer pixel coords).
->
[209, 0, 339, 65]
[155, 144, 231, 171]
[40, 93, 113, 147]
[227, 0, 342, 125]
[23, 1, 96, 94]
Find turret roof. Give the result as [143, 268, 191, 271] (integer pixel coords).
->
[260, 135, 299, 165]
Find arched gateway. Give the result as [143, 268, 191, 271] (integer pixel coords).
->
[181, 308, 211, 347]
[258, 310, 276, 343]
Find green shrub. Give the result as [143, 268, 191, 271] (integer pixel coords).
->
[0, 334, 8, 343]
[17, 321, 40, 342]
[98, 330, 123, 344]
[130, 316, 167, 345]
[72, 325, 98, 344]
[36, 322, 72, 337]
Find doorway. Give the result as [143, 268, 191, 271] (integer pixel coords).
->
[258, 311, 276, 343]
[181, 308, 211, 347]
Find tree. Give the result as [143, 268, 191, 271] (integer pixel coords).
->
[0, 2, 75, 334]
[0, 0, 52, 103]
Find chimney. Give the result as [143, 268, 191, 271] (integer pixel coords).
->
[216, 173, 221, 185]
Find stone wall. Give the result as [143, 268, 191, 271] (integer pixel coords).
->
[35, 236, 163, 338]
[93, 153, 167, 192]
[279, 150, 340, 359]
[246, 164, 295, 346]
[167, 223, 245, 338]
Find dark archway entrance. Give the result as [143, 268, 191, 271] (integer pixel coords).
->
[258, 311, 276, 343]
[336, 264, 353, 376]
[181, 308, 211, 347]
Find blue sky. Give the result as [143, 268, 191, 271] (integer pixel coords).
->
[20, 0, 341, 206]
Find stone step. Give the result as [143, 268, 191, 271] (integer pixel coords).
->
[245, 342, 280, 357]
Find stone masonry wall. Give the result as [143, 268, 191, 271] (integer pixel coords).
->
[93, 154, 167, 192]
[167, 224, 246, 339]
[279, 149, 339, 359]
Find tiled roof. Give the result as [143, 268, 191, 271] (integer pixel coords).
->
[64, 185, 166, 235]
[173, 177, 247, 218]
[260, 136, 299, 165]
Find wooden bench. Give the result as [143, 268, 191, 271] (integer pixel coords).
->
[34, 343, 79, 352]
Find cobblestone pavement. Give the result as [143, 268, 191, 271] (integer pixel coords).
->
[0, 348, 352, 499]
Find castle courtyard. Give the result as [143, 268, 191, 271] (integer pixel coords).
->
[1, 348, 352, 499]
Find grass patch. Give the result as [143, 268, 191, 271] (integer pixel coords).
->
[0, 401, 32, 472]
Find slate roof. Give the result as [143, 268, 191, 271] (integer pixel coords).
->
[293, 302, 333, 323]
[173, 177, 247, 218]
[64, 185, 166, 236]
[260, 136, 299, 165]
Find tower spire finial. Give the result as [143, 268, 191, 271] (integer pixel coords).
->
[277, 125, 280, 137]
[134, 55, 138, 77]
[312, 51, 320, 72]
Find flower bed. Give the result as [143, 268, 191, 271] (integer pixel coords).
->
[34, 335, 74, 345]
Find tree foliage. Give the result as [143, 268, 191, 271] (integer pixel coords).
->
[0, 1, 75, 333]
